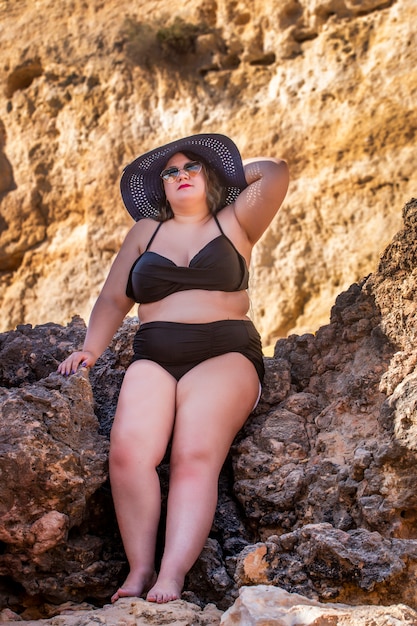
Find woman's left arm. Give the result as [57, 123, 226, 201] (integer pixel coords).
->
[234, 157, 289, 244]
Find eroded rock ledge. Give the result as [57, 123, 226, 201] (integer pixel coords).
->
[1, 198, 417, 624]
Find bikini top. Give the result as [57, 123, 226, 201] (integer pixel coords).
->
[126, 215, 249, 304]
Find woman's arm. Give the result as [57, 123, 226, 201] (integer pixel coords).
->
[57, 222, 143, 375]
[234, 157, 289, 245]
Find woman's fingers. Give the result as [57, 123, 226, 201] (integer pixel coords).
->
[57, 351, 93, 376]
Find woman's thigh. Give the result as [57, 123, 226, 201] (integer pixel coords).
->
[171, 353, 260, 471]
[111, 360, 177, 465]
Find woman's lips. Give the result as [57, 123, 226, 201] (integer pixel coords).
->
[178, 183, 192, 189]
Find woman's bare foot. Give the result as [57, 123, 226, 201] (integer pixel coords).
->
[111, 570, 157, 603]
[146, 576, 183, 604]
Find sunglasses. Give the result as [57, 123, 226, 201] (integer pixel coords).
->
[160, 161, 203, 183]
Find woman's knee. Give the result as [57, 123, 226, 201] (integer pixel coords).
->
[109, 426, 165, 472]
[169, 443, 218, 480]
[110, 430, 141, 471]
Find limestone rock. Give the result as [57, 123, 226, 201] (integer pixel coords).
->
[0, 598, 222, 625]
[1, 0, 416, 343]
[234, 523, 417, 607]
[227, 200, 417, 608]
[0, 367, 116, 603]
[220, 585, 417, 625]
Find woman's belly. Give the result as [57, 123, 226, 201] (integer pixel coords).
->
[137, 290, 251, 324]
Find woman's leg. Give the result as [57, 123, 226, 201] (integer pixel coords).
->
[109, 360, 177, 602]
[146, 352, 260, 603]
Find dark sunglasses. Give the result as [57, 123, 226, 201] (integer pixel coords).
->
[160, 161, 203, 183]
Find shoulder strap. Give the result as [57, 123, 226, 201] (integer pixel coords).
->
[145, 222, 163, 251]
[213, 214, 225, 235]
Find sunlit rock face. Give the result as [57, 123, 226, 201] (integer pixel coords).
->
[0, 0, 416, 343]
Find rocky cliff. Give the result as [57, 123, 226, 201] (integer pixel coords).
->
[1, 0, 416, 344]
[1, 198, 417, 624]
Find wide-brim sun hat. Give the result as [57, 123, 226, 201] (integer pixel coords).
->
[120, 133, 248, 221]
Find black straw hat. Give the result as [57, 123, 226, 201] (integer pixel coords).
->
[120, 133, 248, 221]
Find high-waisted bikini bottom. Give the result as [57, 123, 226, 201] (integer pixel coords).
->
[131, 319, 264, 383]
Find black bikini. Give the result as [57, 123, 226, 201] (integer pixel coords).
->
[127, 216, 264, 383]
[126, 216, 249, 303]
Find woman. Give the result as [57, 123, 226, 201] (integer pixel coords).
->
[58, 133, 289, 604]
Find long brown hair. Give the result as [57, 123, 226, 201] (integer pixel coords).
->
[157, 151, 227, 221]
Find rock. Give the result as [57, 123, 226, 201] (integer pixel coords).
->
[0, 368, 117, 603]
[234, 524, 417, 606]
[1, 598, 222, 625]
[1, 0, 416, 342]
[0, 608, 22, 622]
[220, 585, 417, 625]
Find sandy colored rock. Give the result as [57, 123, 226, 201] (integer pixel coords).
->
[0, 0, 416, 343]
[0, 598, 222, 625]
[220, 585, 417, 625]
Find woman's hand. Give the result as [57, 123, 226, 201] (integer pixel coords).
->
[57, 350, 96, 376]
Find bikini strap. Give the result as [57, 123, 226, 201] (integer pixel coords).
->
[145, 222, 163, 251]
[213, 214, 225, 235]
[213, 213, 247, 265]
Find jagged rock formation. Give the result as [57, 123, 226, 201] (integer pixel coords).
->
[1, 198, 417, 624]
[1, 0, 416, 344]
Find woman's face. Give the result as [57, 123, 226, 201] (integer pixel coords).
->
[162, 152, 207, 209]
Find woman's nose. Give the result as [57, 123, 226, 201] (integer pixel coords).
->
[177, 167, 190, 180]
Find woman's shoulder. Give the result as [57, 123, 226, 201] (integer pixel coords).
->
[122, 218, 161, 251]
[128, 217, 161, 237]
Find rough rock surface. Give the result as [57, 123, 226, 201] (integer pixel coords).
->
[0, 599, 222, 626]
[0, 347, 114, 606]
[229, 199, 417, 611]
[220, 585, 417, 625]
[1, 0, 417, 343]
[1, 198, 417, 622]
